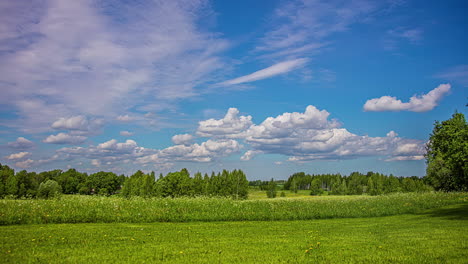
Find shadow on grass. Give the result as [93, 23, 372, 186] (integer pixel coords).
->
[420, 203, 468, 220]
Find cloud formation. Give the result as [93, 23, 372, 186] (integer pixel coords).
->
[43, 133, 87, 145]
[363, 84, 451, 112]
[256, 0, 377, 57]
[218, 58, 308, 86]
[197, 108, 253, 138]
[0, 0, 228, 132]
[7, 137, 35, 149]
[120, 131, 134, 137]
[171, 134, 194, 145]
[197, 106, 425, 162]
[5, 152, 31, 160]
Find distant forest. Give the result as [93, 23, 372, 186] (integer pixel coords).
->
[0, 163, 432, 199]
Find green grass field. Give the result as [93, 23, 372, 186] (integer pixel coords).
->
[1, 203, 467, 263]
[1, 192, 466, 224]
[1, 192, 467, 263]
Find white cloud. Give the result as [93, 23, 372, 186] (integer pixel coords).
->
[240, 150, 263, 161]
[7, 137, 35, 149]
[385, 155, 425, 161]
[120, 131, 134, 137]
[171, 134, 194, 145]
[97, 139, 138, 152]
[0, 0, 229, 132]
[12, 154, 59, 169]
[152, 139, 241, 163]
[363, 84, 451, 112]
[116, 115, 135, 122]
[197, 108, 253, 138]
[218, 58, 308, 86]
[52, 116, 88, 130]
[51, 115, 103, 134]
[15, 159, 35, 169]
[43, 133, 87, 145]
[195, 106, 425, 162]
[5, 152, 31, 160]
[256, 0, 377, 56]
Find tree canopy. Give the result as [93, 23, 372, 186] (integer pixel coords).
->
[425, 112, 468, 191]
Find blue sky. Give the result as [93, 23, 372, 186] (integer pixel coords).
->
[0, 0, 467, 180]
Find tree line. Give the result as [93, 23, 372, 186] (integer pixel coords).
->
[280, 171, 432, 196]
[0, 164, 249, 199]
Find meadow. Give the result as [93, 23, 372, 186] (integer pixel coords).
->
[1, 203, 467, 263]
[0, 192, 466, 225]
[1, 192, 467, 263]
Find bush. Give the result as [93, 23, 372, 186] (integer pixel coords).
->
[37, 180, 62, 199]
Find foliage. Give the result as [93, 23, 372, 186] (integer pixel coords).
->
[37, 180, 62, 199]
[426, 112, 468, 191]
[266, 178, 277, 198]
[283, 171, 431, 196]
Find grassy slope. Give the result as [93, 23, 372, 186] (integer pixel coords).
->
[1, 204, 467, 263]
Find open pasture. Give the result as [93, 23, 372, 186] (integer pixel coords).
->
[1, 203, 467, 263]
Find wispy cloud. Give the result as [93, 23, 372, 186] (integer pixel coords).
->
[0, 0, 228, 132]
[363, 84, 451, 112]
[256, 0, 377, 57]
[383, 27, 423, 50]
[435, 65, 468, 87]
[218, 58, 308, 86]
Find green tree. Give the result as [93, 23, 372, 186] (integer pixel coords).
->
[5, 174, 18, 197]
[37, 180, 62, 199]
[310, 178, 323, 196]
[426, 112, 468, 191]
[266, 178, 277, 198]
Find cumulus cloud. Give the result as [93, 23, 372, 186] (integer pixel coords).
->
[120, 131, 134, 137]
[5, 152, 31, 160]
[139, 139, 241, 163]
[363, 84, 451, 112]
[97, 139, 138, 152]
[52, 116, 88, 130]
[218, 58, 308, 86]
[7, 137, 35, 149]
[171, 134, 194, 145]
[240, 150, 263, 161]
[51, 116, 103, 135]
[43, 133, 87, 145]
[197, 108, 253, 138]
[196, 106, 425, 162]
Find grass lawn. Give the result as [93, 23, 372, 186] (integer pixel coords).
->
[1, 203, 467, 263]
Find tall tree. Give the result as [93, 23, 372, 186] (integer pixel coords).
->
[266, 178, 277, 198]
[426, 112, 468, 191]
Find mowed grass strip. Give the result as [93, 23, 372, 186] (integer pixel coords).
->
[1, 204, 467, 263]
[1, 192, 467, 225]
